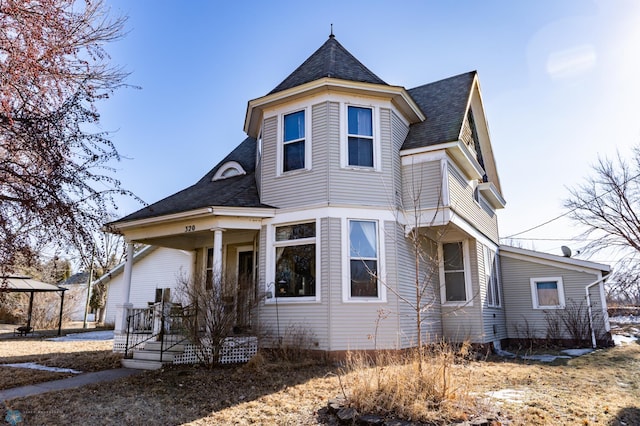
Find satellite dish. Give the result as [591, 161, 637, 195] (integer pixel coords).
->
[561, 246, 572, 258]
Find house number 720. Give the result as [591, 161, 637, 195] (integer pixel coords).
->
[185, 225, 196, 232]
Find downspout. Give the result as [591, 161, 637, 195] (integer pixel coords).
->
[586, 275, 608, 348]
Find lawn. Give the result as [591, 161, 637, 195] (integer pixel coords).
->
[0, 328, 639, 425]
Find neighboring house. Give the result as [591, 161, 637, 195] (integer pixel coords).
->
[59, 272, 92, 322]
[107, 35, 611, 358]
[98, 245, 194, 326]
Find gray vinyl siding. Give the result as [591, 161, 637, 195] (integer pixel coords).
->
[500, 254, 603, 340]
[260, 103, 330, 208]
[447, 162, 499, 242]
[478, 243, 507, 342]
[256, 221, 330, 350]
[327, 218, 401, 351]
[402, 160, 443, 210]
[329, 108, 396, 206]
[391, 111, 409, 209]
[441, 240, 485, 342]
[395, 225, 443, 347]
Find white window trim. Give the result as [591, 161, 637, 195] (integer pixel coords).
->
[530, 277, 565, 310]
[484, 246, 501, 308]
[439, 240, 473, 306]
[212, 161, 246, 181]
[277, 107, 311, 176]
[265, 220, 320, 303]
[342, 218, 387, 303]
[340, 103, 381, 171]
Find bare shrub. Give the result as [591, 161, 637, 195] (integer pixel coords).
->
[544, 310, 562, 341]
[265, 323, 318, 363]
[176, 271, 260, 367]
[343, 342, 477, 423]
[512, 316, 540, 350]
[543, 299, 594, 347]
[30, 292, 78, 329]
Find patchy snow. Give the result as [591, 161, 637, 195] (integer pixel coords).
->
[494, 348, 516, 358]
[46, 330, 113, 342]
[521, 354, 572, 363]
[486, 389, 527, 404]
[2, 362, 81, 374]
[561, 348, 594, 357]
[609, 315, 640, 324]
[612, 333, 638, 345]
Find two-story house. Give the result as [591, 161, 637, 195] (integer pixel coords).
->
[107, 35, 611, 363]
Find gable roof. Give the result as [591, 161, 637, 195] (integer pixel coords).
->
[500, 245, 611, 275]
[111, 137, 273, 224]
[93, 245, 156, 285]
[403, 71, 476, 151]
[268, 35, 387, 95]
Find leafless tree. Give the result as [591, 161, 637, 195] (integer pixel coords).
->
[0, 0, 138, 274]
[565, 146, 640, 304]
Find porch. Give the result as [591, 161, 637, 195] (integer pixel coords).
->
[114, 301, 258, 369]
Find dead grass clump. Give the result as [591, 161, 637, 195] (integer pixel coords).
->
[343, 342, 478, 423]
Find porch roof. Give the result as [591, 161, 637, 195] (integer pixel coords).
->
[110, 137, 275, 226]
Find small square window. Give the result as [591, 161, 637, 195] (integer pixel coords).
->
[347, 106, 373, 167]
[530, 277, 565, 309]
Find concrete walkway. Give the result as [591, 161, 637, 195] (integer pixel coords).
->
[0, 368, 144, 401]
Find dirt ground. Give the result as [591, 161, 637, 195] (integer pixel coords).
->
[0, 326, 639, 425]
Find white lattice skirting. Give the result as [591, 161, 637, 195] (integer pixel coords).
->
[113, 333, 151, 353]
[114, 334, 258, 365]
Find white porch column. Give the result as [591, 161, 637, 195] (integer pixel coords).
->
[115, 242, 135, 334]
[212, 228, 224, 279]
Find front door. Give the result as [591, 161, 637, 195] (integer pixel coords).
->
[236, 250, 254, 330]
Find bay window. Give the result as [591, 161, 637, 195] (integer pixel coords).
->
[283, 110, 305, 172]
[347, 106, 373, 168]
[349, 220, 379, 297]
[274, 222, 316, 298]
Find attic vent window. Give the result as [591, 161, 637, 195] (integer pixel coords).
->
[212, 161, 246, 181]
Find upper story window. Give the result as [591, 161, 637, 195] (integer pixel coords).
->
[440, 241, 472, 305]
[349, 220, 379, 298]
[274, 222, 316, 298]
[283, 110, 305, 172]
[347, 106, 374, 168]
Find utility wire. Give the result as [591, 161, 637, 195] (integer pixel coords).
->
[503, 170, 640, 239]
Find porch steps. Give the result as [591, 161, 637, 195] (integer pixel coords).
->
[121, 336, 188, 370]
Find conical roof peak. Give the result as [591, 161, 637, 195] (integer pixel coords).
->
[268, 36, 387, 95]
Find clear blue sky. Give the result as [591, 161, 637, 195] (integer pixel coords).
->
[98, 0, 640, 264]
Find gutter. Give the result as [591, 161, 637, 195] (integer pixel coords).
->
[585, 275, 608, 348]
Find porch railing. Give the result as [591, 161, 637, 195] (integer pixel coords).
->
[124, 301, 198, 362]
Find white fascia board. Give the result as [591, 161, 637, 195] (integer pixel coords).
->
[499, 245, 611, 274]
[244, 78, 425, 137]
[400, 141, 484, 181]
[449, 214, 499, 249]
[478, 182, 506, 209]
[93, 245, 157, 284]
[109, 207, 276, 232]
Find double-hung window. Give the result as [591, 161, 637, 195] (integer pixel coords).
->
[347, 106, 374, 168]
[283, 110, 305, 172]
[349, 220, 379, 297]
[274, 222, 316, 298]
[441, 241, 470, 303]
[530, 277, 565, 309]
[484, 247, 501, 307]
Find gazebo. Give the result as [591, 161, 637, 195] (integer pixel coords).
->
[0, 276, 67, 336]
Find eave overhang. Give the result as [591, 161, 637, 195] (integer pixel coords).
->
[244, 77, 425, 138]
[107, 206, 277, 233]
[478, 182, 506, 209]
[400, 140, 485, 181]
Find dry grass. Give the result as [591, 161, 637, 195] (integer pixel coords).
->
[1, 333, 639, 425]
[343, 343, 481, 424]
[0, 338, 121, 390]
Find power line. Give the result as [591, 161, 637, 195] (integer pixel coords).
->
[504, 170, 640, 239]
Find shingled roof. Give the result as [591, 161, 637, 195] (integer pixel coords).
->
[268, 35, 387, 95]
[112, 137, 273, 224]
[403, 71, 476, 151]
